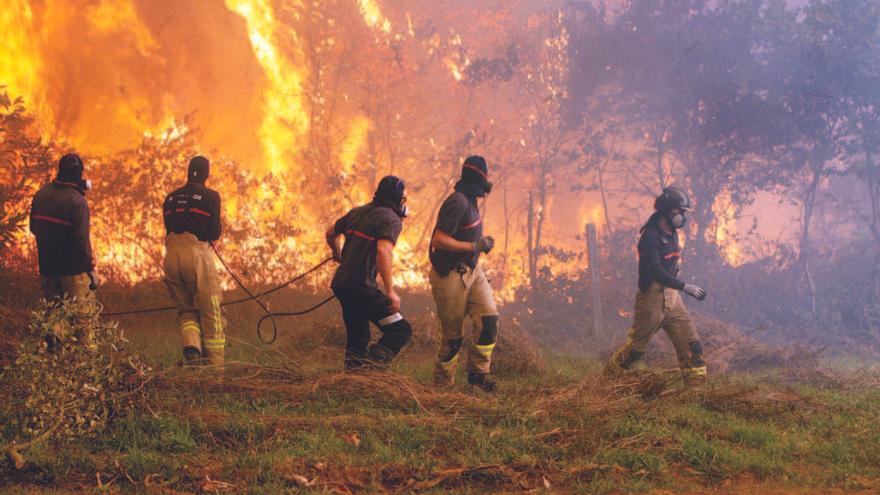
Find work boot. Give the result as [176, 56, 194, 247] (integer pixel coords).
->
[183, 346, 202, 364]
[365, 343, 395, 370]
[467, 371, 496, 392]
[344, 350, 369, 372]
[682, 366, 707, 388]
[603, 358, 624, 377]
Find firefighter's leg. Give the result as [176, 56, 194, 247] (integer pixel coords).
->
[194, 243, 225, 365]
[40, 275, 65, 351]
[164, 234, 202, 361]
[465, 266, 500, 377]
[60, 273, 98, 349]
[429, 269, 467, 385]
[662, 288, 706, 386]
[40, 275, 64, 303]
[336, 293, 372, 371]
[607, 283, 665, 373]
[363, 290, 413, 367]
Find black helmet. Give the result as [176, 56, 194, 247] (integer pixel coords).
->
[57, 153, 84, 182]
[654, 186, 691, 213]
[188, 155, 210, 183]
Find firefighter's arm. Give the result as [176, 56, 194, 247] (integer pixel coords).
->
[75, 201, 95, 272]
[325, 225, 342, 262]
[642, 231, 685, 291]
[431, 229, 477, 253]
[77, 201, 99, 290]
[209, 192, 222, 241]
[376, 239, 400, 313]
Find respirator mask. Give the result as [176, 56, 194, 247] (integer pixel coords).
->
[397, 197, 409, 218]
[670, 211, 686, 229]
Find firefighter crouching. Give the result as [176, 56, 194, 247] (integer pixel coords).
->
[326, 176, 413, 371]
[606, 186, 708, 386]
[29, 153, 100, 349]
[162, 156, 226, 365]
[429, 156, 499, 392]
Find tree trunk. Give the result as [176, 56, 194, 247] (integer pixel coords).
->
[527, 191, 536, 291]
[655, 129, 667, 190]
[796, 162, 822, 315]
[596, 137, 615, 239]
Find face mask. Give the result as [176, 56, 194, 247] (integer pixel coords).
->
[484, 181, 493, 195]
[80, 179, 92, 192]
[397, 198, 409, 218]
[670, 212, 686, 229]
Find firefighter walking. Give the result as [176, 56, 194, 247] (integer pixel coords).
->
[429, 156, 499, 392]
[606, 186, 708, 386]
[162, 156, 226, 365]
[326, 176, 413, 370]
[29, 153, 100, 349]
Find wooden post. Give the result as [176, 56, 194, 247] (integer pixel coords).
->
[527, 192, 535, 291]
[586, 223, 603, 339]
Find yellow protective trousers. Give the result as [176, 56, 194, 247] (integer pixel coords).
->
[41, 272, 98, 347]
[609, 282, 706, 384]
[429, 265, 499, 385]
[163, 232, 226, 365]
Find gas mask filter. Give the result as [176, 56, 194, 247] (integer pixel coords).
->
[670, 212, 687, 229]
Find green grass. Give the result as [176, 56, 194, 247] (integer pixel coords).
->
[4, 348, 880, 493]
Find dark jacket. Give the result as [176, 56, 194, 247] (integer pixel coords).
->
[162, 183, 222, 242]
[429, 191, 483, 276]
[330, 202, 402, 294]
[29, 181, 94, 276]
[637, 221, 686, 292]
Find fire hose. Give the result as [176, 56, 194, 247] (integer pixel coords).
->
[102, 248, 336, 344]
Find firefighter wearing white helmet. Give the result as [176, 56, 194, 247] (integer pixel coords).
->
[606, 186, 708, 386]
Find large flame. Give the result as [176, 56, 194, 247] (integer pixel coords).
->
[713, 189, 744, 266]
[1, 1, 610, 299]
[225, 0, 309, 173]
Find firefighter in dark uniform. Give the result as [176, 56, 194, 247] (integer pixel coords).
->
[429, 156, 499, 391]
[606, 186, 708, 386]
[162, 156, 225, 365]
[325, 176, 413, 370]
[29, 153, 99, 348]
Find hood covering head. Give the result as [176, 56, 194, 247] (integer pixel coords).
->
[188, 155, 210, 184]
[374, 175, 407, 217]
[454, 155, 491, 198]
[57, 153, 84, 183]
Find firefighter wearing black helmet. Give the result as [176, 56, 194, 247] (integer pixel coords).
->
[29, 153, 99, 349]
[326, 175, 414, 371]
[162, 156, 225, 365]
[606, 186, 708, 386]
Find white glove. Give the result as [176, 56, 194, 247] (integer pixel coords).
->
[683, 284, 706, 301]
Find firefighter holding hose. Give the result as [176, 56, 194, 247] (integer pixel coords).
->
[29, 153, 99, 349]
[429, 156, 499, 392]
[326, 176, 413, 370]
[162, 156, 226, 365]
[606, 186, 708, 386]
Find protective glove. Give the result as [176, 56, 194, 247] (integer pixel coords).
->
[683, 283, 706, 301]
[473, 236, 495, 254]
[87, 271, 100, 291]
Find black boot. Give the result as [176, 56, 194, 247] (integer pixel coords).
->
[183, 346, 202, 363]
[467, 371, 496, 392]
[366, 343, 395, 369]
[344, 350, 369, 372]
